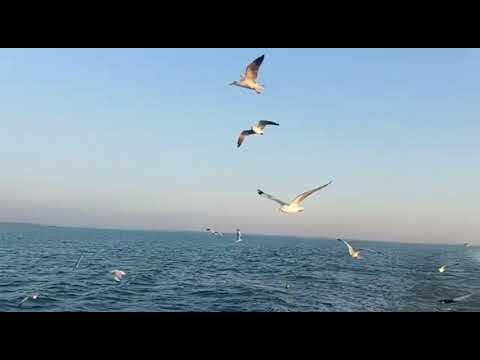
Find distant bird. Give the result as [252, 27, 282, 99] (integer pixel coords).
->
[438, 262, 459, 273]
[337, 239, 363, 259]
[285, 283, 290, 289]
[230, 55, 266, 94]
[111, 270, 127, 282]
[464, 242, 470, 247]
[257, 181, 332, 214]
[439, 293, 473, 304]
[236, 229, 242, 243]
[206, 228, 223, 236]
[18, 293, 40, 307]
[237, 120, 279, 148]
[73, 254, 84, 270]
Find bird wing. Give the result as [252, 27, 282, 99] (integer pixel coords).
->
[291, 181, 332, 206]
[244, 55, 265, 81]
[257, 120, 279, 130]
[257, 189, 288, 206]
[74, 254, 84, 270]
[453, 293, 473, 302]
[237, 130, 255, 148]
[18, 296, 29, 306]
[338, 239, 355, 256]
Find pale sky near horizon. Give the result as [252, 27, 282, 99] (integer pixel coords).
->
[1, 48, 479, 244]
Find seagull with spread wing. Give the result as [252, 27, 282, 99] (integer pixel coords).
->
[230, 55, 266, 94]
[439, 293, 473, 304]
[337, 239, 363, 259]
[235, 229, 242, 243]
[257, 181, 332, 214]
[18, 292, 40, 307]
[237, 120, 279, 148]
[206, 228, 223, 236]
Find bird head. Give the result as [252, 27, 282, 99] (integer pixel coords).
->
[229, 81, 238, 86]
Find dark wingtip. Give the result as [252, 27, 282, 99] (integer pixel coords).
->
[257, 189, 263, 195]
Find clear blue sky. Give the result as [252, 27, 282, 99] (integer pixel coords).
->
[1, 48, 479, 243]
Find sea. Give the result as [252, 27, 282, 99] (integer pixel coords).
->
[0, 222, 478, 312]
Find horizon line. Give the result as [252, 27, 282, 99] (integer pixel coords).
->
[0, 220, 472, 247]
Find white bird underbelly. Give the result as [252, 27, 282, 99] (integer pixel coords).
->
[252, 126, 264, 135]
[279, 205, 304, 214]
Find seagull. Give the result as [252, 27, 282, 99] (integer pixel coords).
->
[111, 270, 127, 282]
[73, 254, 84, 270]
[237, 120, 279, 148]
[229, 55, 266, 94]
[464, 242, 470, 247]
[439, 293, 473, 304]
[235, 228, 242, 243]
[257, 181, 332, 214]
[206, 228, 223, 236]
[337, 239, 363, 259]
[18, 292, 40, 307]
[438, 262, 459, 273]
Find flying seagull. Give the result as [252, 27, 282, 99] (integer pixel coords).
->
[236, 229, 242, 243]
[18, 293, 40, 307]
[230, 55, 266, 94]
[438, 262, 459, 273]
[73, 254, 84, 270]
[206, 228, 223, 236]
[237, 120, 279, 148]
[337, 239, 363, 259]
[439, 293, 473, 304]
[111, 270, 127, 282]
[257, 181, 332, 214]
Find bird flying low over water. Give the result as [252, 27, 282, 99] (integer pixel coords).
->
[439, 293, 473, 304]
[438, 262, 459, 273]
[111, 270, 127, 282]
[257, 181, 332, 214]
[337, 239, 363, 259]
[73, 254, 84, 270]
[236, 229, 242, 243]
[206, 228, 223, 236]
[237, 120, 279, 148]
[230, 55, 266, 94]
[18, 293, 40, 307]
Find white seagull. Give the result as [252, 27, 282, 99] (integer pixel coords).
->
[257, 181, 332, 214]
[73, 254, 84, 270]
[236, 229, 242, 243]
[18, 292, 40, 307]
[230, 55, 266, 94]
[111, 269, 127, 282]
[439, 293, 473, 304]
[337, 239, 363, 259]
[206, 228, 223, 236]
[237, 120, 279, 148]
[438, 262, 459, 273]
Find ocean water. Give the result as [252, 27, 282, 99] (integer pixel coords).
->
[0, 223, 478, 312]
